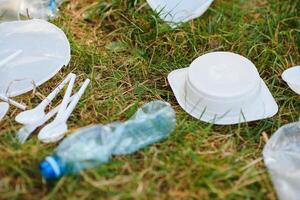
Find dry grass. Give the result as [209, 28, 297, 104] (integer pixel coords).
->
[0, 0, 299, 199]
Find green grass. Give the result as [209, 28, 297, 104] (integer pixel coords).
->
[0, 0, 299, 199]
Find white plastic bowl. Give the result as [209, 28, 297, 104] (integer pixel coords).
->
[282, 66, 300, 95]
[168, 52, 278, 125]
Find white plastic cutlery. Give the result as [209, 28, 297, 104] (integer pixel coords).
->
[17, 103, 61, 144]
[38, 79, 90, 143]
[16, 95, 76, 144]
[0, 94, 26, 110]
[0, 50, 23, 68]
[55, 73, 77, 121]
[0, 102, 9, 120]
[15, 73, 76, 124]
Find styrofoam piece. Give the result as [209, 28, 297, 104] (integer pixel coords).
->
[147, 0, 214, 25]
[0, 19, 71, 97]
[0, 102, 9, 120]
[168, 52, 278, 125]
[282, 66, 300, 95]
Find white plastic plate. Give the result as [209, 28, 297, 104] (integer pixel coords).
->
[0, 19, 71, 97]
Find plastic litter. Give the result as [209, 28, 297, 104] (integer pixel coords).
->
[39, 100, 176, 180]
[263, 122, 300, 200]
[0, 94, 26, 110]
[0, 19, 70, 97]
[17, 90, 76, 144]
[38, 78, 90, 143]
[282, 66, 300, 95]
[0, 102, 9, 120]
[168, 51, 278, 125]
[0, 0, 63, 22]
[15, 73, 76, 125]
[147, 0, 214, 26]
[20, 0, 63, 20]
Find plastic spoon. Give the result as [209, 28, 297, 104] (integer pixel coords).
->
[37, 74, 77, 142]
[15, 73, 76, 124]
[0, 50, 23, 68]
[0, 94, 26, 110]
[17, 95, 76, 144]
[0, 102, 9, 120]
[38, 79, 90, 143]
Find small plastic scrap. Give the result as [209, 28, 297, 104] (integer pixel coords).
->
[39, 100, 176, 180]
[20, 0, 63, 20]
[147, 0, 214, 27]
[263, 122, 300, 200]
[0, 0, 64, 22]
[282, 66, 300, 95]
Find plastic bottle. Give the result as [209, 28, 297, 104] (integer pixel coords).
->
[0, 0, 63, 22]
[39, 101, 176, 180]
[20, 0, 61, 20]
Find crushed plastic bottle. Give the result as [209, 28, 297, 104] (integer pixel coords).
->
[0, 0, 63, 22]
[20, 0, 62, 20]
[263, 122, 300, 200]
[39, 100, 176, 180]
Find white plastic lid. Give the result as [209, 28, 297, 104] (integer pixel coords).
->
[187, 52, 260, 99]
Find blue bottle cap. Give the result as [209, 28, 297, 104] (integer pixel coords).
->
[39, 156, 62, 181]
[48, 0, 57, 14]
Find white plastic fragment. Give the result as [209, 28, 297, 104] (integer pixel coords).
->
[282, 66, 300, 95]
[147, 0, 214, 26]
[263, 122, 300, 200]
[0, 94, 26, 110]
[0, 102, 9, 120]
